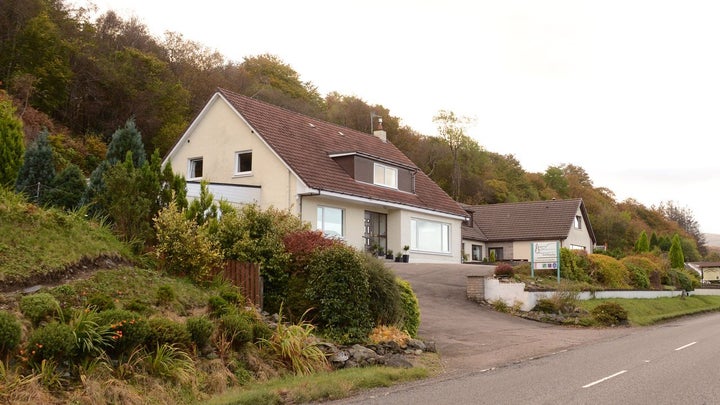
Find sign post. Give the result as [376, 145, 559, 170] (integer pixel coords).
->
[531, 242, 560, 283]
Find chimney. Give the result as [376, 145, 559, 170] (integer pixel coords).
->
[373, 117, 387, 142]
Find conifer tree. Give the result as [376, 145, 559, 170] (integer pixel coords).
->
[44, 164, 85, 210]
[0, 97, 25, 187]
[649, 232, 659, 250]
[15, 129, 55, 203]
[634, 230, 650, 253]
[669, 233, 685, 269]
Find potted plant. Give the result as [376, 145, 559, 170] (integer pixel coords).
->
[377, 247, 385, 257]
[386, 249, 394, 260]
[395, 251, 403, 262]
[402, 245, 410, 263]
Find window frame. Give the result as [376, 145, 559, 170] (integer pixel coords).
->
[188, 157, 203, 179]
[410, 218, 451, 254]
[373, 162, 398, 189]
[317, 206, 344, 238]
[234, 150, 253, 176]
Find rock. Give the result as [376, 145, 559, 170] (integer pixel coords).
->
[423, 341, 437, 353]
[22, 285, 43, 294]
[331, 350, 350, 363]
[349, 344, 379, 364]
[406, 339, 426, 351]
[383, 355, 414, 368]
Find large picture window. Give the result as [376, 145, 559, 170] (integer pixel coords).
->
[373, 163, 398, 189]
[188, 158, 203, 179]
[235, 150, 253, 175]
[410, 218, 450, 253]
[317, 206, 343, 237]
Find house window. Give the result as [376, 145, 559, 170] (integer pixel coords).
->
[574, 215, 582, 229]
[488, 247, 504, 261]
[410, 218, 450, 253]
[570, 244, 585, 251]
[188, 158, 203, 179]
[373, 163, 398, 189]
[235, 151, 253, 175]
[317, 206, 343, 237]
[472, 245, 483, 261]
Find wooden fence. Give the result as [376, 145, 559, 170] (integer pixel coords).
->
[218, 261, 262, 309]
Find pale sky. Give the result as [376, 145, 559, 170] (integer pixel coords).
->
[74, 0, 720, 234]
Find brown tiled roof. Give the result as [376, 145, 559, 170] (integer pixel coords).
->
[461, 198, 596, 243]
[218, 88, 466, 218]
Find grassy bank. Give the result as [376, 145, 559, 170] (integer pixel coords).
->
[0, 189, 130, 285]
[578, 295, 720, 326]
[207, 358, 438, 405]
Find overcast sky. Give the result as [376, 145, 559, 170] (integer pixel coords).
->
[74, 0, 720, 234]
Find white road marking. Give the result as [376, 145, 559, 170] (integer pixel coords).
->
[582, 370, 628, 388]
[675, 342, 697, 351]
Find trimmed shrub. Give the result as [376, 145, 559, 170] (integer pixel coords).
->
[87, 293, 116, 311]
[220, 312, 254, 347]
[669, 269, 698, 291]
[0, 310, 22, 354]
[396, 277, 420, 338]
[591, 302, 628, 326]
[587, 254, 631, 289]
[20, 293, 61, 325]
[156, 285, 177, 306]
[146, 317, 192, 350]
[186, 316, 214, 349]
[560, 248, 590, 282]
[365, 256, 403, 326]
[304, 244, 372, 342]
[207, 295, 231, 318]
[533, 289, 579, 314]
[96, 309, 150, 355]
[625, 263, 650, 289]
[26, 322, 75, 363]
[494, 262, 514, 278]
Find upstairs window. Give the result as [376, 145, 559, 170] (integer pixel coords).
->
[235, 151, 253, 175]
[574, 215, 582, 229]
[373, 163, 398, 189]
[188, 158, 203, 179]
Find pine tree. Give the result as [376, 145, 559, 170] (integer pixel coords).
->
[0, 97, 25, 187]
[669, 233, 685, 269]
[44, 164, 85, 210]
[15, 129, 55, 203]
[634, 230, 650, 253]
[649, 232, 659, 249]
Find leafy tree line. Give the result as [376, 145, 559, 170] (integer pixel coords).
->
[0, 0, 708, 259]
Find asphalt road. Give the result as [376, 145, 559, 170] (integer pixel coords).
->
[388, 263, 629, 371]
[335, 311, 720, 405]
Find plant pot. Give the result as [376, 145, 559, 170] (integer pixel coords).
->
[395, 257, 402, 262]
[386, 254, 394, 260]
[402, 254, 409, 263]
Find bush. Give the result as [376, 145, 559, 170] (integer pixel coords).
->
[621, 255, 658, 290]
[494, 262, 514, 278]
[591, 302, 628, 326]
[304, 244, 372, 342]
[259, 313, 329, 376]
[669, 269, 698, 292]
[625, 263, 650, 289]
[207, 295, 231, 318]
[20, 293, 61, 325]
[396, 278, 420, 338]
[0, 310, 22, 354]
[156, 285, 177, 306]
[560, 248, 590, 282]
[26, 322, 75, 363]
[220, 312, 254, 347]
[146, 317, 192, 350]
[87, 293, 116, 311]
[186, 316, 214, 349]
[587, 254, 630, 289]
[218, 284, 245, 306]
[154, 201, 223, 283]
[365, 256, 403, 326]
[533, 290, 578, 314]
[97, 309, 150, 355]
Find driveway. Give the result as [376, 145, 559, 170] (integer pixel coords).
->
[389, 263, 631, 371]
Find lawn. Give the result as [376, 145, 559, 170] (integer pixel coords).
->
[577, 295, 720, 326]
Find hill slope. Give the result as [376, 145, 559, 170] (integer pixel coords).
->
[0, 189, 131, 289]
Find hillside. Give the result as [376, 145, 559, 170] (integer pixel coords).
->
[0, 189, 131, 289]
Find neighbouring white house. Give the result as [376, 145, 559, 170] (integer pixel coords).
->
[461, 198, 596, 262]
[163, 88, 468, 263]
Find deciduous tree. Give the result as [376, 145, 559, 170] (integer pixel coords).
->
[0, 96, 25, 187]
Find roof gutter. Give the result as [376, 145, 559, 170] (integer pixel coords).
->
[313, 190, 467, 221]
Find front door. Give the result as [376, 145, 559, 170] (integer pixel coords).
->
[364, 211, 387, 254]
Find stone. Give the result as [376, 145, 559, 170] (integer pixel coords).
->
[349, 344, 379, 363]
[406, 338, 426, 351]
[383, 355, 414, 368]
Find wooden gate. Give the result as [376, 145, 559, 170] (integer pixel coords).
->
[219, 261, 262, 309]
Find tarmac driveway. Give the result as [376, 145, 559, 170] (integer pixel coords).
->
[389, 263, 631, 371]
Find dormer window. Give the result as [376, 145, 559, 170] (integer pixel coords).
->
[373, 163, 398, 189]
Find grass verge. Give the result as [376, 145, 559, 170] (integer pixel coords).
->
[577, 295, 720, 326]
[206, 354, 440, 405]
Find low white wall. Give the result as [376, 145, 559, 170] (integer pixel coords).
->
[482, 277, 707, 312]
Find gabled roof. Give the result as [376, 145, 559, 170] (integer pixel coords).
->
[216, 88, 467, 218]
[461, 198, 596, 243]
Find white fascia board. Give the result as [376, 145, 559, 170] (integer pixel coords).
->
[318, 190, 466, 221]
